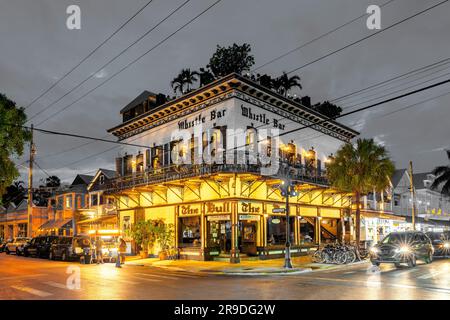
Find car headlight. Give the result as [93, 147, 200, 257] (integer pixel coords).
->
[395, 246, 411, 254]
[444, 242, 450, 249]
[369, 247, 379, 254]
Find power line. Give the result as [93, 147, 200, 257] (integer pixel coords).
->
[329, 57, 450, 103]
[286, 0, 449, 75]
[24, 0, 155, 110]
[27, 0, 192, 124]
[276, 78, 450, 139]
[252, 0, 397, 72]
[1, 123, 151, 148]
[32, 0, 223, 127]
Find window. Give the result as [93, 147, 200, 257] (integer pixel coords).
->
[65, 195, 72, 208]
[178, 216, 201, 247]
[18, 224, 27, 237]
[99, 175, 105, 185]
[267, 216, 295, 246]
[123, 216, 131, 233]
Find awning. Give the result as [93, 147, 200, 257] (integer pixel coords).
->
[38, 219, 72, 231]
[77, 215, 116, 225]
[361, 210, 406, 222]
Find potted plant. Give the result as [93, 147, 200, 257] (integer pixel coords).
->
[127, 221, 154, 258]
[154, 221, 174, 260]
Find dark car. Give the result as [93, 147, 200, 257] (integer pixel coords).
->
[23, 236, 59, 258]
[426, 231, 450, 258]
[370, 231, 434, 268]
[49, 236, 93, 261]
[0, 239, 12, 253]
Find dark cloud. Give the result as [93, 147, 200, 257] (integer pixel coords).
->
[1, 0, 449, 183]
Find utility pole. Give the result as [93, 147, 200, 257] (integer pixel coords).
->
[408, 161, 416, 231]
[27, 124, 36, 238]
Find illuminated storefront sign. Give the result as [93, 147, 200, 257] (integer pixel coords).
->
[239, 214, 260, 221]
[239, 201, 262, 214]
[179, 204, 201, 216]
[207, 215, 230, 221]
[206, 202, 231, 214]
[178, 108, 227, 130]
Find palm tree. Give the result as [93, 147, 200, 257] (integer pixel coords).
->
[196, 67, 215, 87]
[431, 150, 450, 195]
[326, 139, 395, 247]
[273, 72, 302, 96]
[170, 68, 198, 95]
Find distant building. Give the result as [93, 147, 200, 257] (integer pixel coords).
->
[0, 199, 48, 240]
[391, 169, 450, 231]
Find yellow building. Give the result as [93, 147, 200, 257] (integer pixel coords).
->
[104, 73, 359, 262]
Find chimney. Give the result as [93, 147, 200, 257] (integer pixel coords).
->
[301, 96, 311, 108]
[115, 157, 123, 176]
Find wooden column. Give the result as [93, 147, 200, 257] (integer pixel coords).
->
[230, 201, 240, 263]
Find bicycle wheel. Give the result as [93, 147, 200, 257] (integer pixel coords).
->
[322, 251, 333, 264]
[346, 250, 356, 263]
[312, 250, 323, 263]
[334, 251, 346, 265]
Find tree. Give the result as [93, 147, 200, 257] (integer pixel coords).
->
[170, 68, 198, 95]
[273, 72, 302, 97]
[44, 175, 61, 188]
[430, 150, 450, 195]
[1, 180, 26, 206]
[196, 67, 216, 87]
[312, 101, 343, 118]
[326, 139, 395, 247]
[0, 93, 31, 202]
[208, 43, 255, 78]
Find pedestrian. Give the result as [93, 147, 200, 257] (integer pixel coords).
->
[95, 237, 104, 264]
[119, 238, 127, 265]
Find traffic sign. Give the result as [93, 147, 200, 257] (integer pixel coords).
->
[272, 208, 286, 213]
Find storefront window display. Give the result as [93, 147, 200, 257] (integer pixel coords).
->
[178, 216, 201, 247]
[299, 219, 315, 244]
[267, 216, 294, 246]
[207, 218, 231, 253]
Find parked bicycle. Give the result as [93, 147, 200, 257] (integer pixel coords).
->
[310, 242, 366, 264]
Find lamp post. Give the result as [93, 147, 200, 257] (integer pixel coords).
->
[280, 179, 298, 269]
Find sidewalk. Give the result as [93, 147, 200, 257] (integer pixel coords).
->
[125, 255, 369, 275]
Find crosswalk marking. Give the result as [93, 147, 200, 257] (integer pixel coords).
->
[418, 270, 445, 280]
[10, 285, 53, 297]
[135, 272, 179, 280]
[43, 281, 79, 290]
[344, 271, 355, 274]
[0, 274, 47, 281]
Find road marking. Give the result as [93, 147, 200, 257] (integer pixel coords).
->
[132, 276, 161, 283]
[10, 285, 53, 297]
[43, 281, 81, 290]
[418, 270, 445, 279]
[344, 271, 356, 274]
[386, 268, 418, 277]
[135, 272, 179, 280]
[0, 274, 47, 281]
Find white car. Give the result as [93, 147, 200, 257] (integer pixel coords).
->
[5, 237, 30, 255]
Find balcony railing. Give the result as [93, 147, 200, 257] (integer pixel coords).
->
[104, 160, 328, 194]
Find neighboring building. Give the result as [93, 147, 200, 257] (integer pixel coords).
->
[38, 174, 93, 236]
[392, 169, 450, 232]
[76, 168, 118, 236]
[103, 73, 361, 261]
[0, 200, 48, 240]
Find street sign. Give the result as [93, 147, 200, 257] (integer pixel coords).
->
[272, 208, 286, 213]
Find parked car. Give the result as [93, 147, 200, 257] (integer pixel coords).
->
[370, 231, 434, 268]
[16, 241, 29, 256]
[23, 236, 59, 258]
[426, 231, 450, 258]
[49, 236, 93, 261]
[5, 237, 30, 255]
[0, 239, 12, 253]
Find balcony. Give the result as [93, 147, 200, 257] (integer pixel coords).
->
[104, 160, 328, 194]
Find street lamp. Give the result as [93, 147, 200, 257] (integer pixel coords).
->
[280, 178, 298, 269]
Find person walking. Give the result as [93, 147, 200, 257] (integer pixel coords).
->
[119, 238, 127, 265]
[95, 237, 104, 264]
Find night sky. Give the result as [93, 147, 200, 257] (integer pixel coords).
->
[1, 0, 449, 184]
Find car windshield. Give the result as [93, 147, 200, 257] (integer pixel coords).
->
[381, 233, 413, 244]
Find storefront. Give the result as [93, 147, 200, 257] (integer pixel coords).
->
[360, 211, 406, 244]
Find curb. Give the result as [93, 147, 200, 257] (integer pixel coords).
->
[221, 268, 313, 276]
[310, 260, 369, 272]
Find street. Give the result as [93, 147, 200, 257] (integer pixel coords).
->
[0, 254, 449, 300]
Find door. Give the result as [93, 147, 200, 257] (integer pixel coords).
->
[239, 222, 257, 255]
[207, 220, 231, 254]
